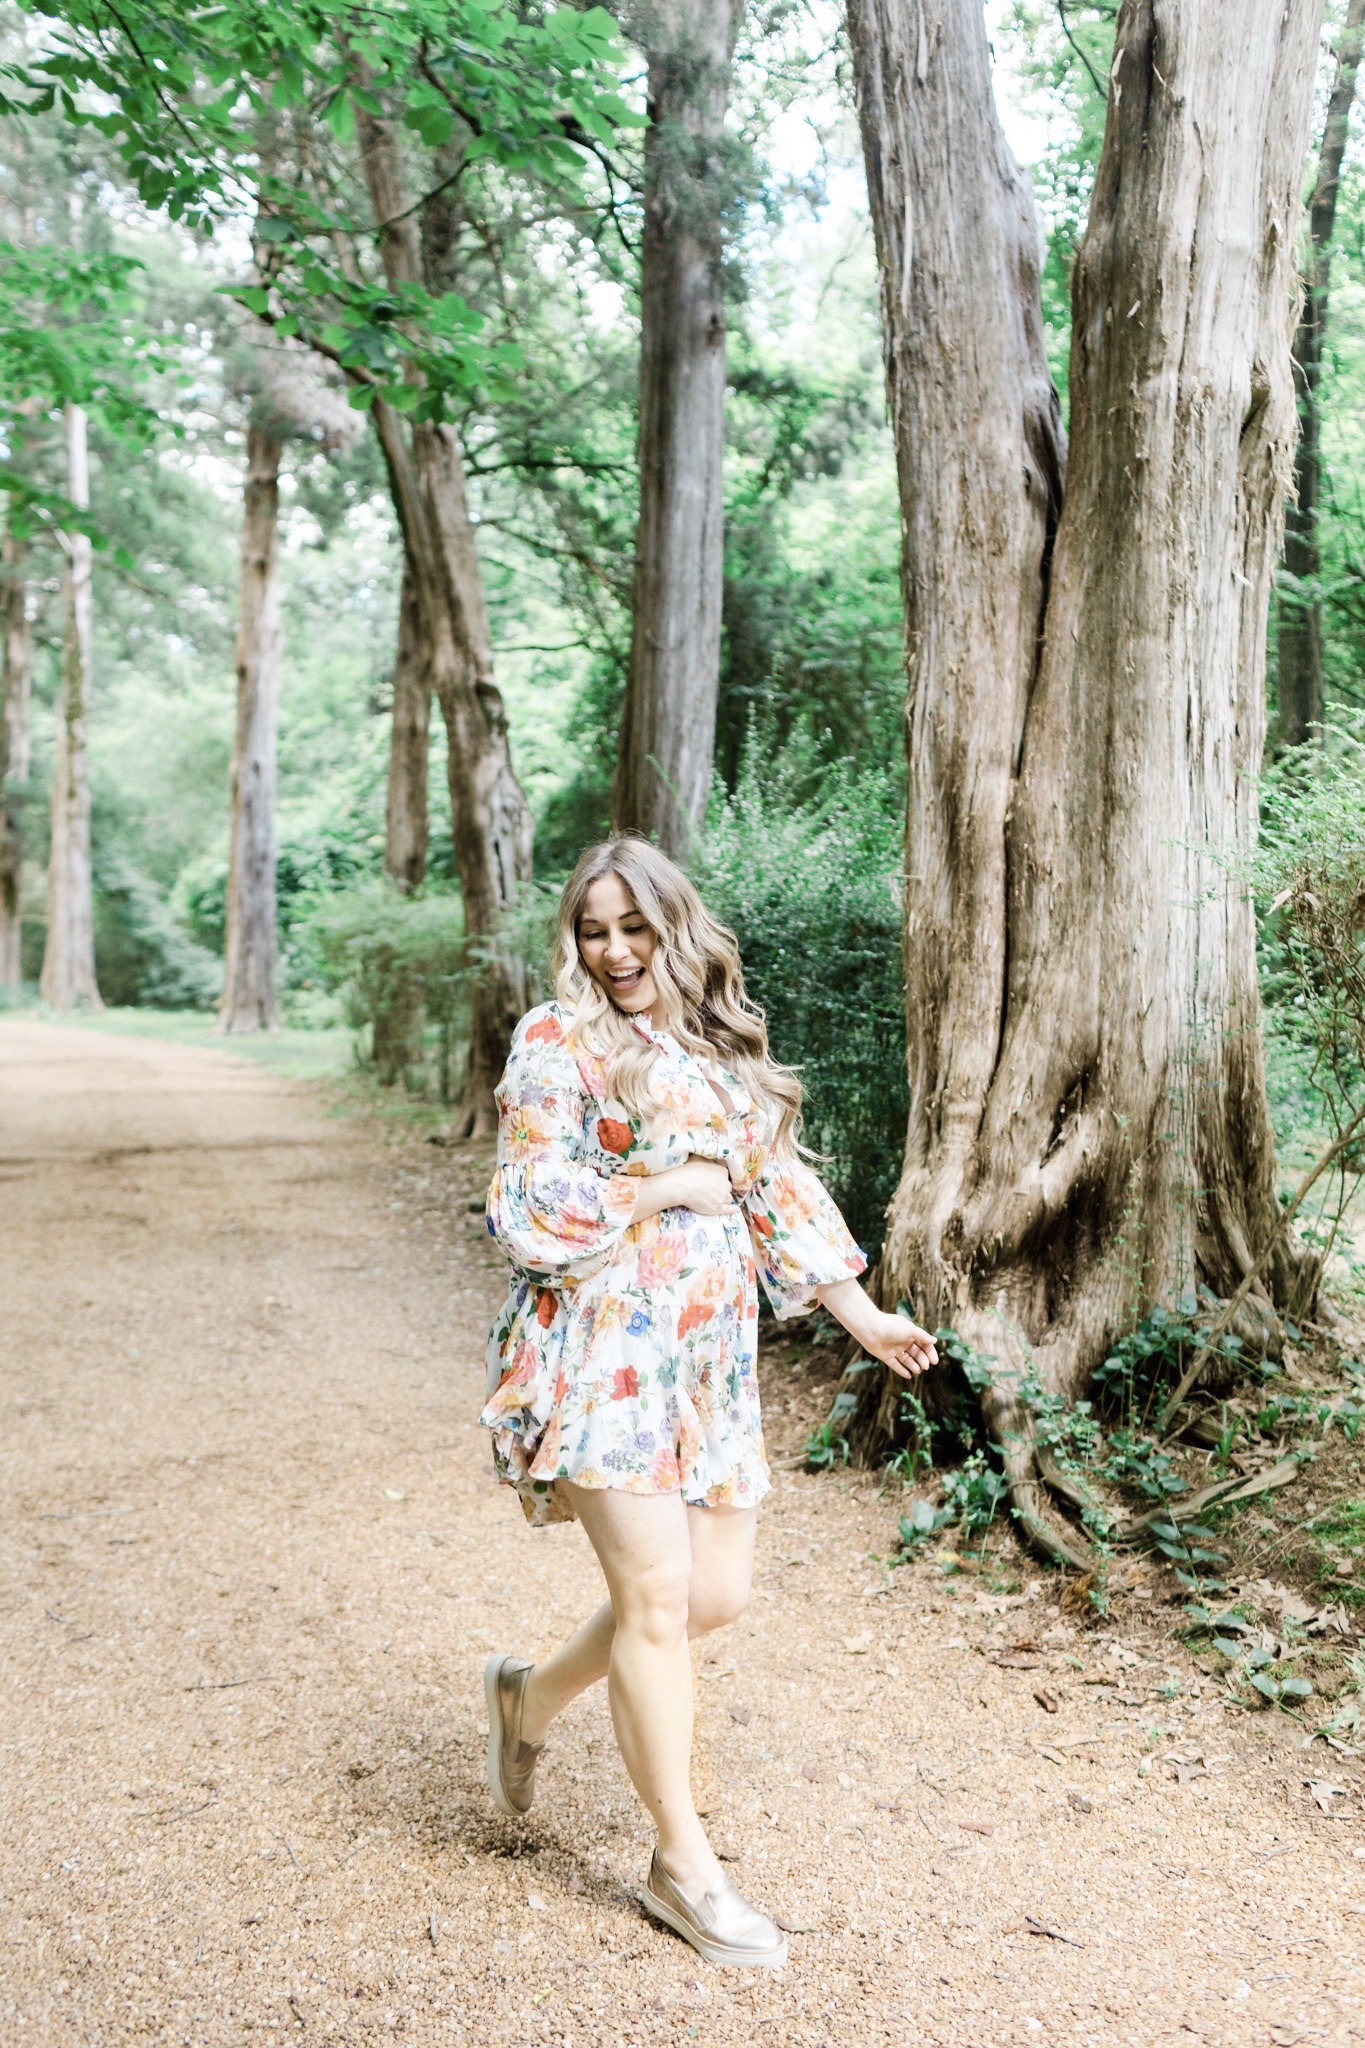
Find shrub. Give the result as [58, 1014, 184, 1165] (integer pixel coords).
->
[306, 881, 468, 1097]
[92, 850, 223, 1009]
[693, 758, 907, 1256]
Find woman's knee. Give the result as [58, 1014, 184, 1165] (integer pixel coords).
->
[612, 1559, 692, 1647]
[687, 1566, 752, 1637]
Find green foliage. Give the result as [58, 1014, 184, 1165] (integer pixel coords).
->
[89, 849, 222, 1009]
[307, 881, 468, 1097]
[803, 1389, 857, 1470]
[11, 0, 643, 413]
[693, 756, 907, 1253]
[1256, 728, 1365, 1140]
[0, 240, 176, 545]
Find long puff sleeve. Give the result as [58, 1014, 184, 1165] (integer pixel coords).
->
[742, 1154, 867, 1319]
[486, 1007, 638, 1280]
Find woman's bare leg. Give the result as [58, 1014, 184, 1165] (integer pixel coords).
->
[518, 1485, 753, 1894]
[518, 1498, 756, 1746]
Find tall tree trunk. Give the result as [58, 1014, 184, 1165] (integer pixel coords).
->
[40, 401, 102, 1012]
[1277, 0, 1365, 747]
[353, 93, 533, 1134]
[219, 424, 283, 1033]
[848, 0, 1321, 1562]
[612, 0, 745, 856]
[384, 551, 431, 892]
[1, 522, 32, 986]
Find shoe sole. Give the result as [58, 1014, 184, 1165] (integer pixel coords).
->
[483, 1653, 527, 1821]
[637, 1886, 788, 1970]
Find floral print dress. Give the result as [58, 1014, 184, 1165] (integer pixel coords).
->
[480, 1001, 867, 1526]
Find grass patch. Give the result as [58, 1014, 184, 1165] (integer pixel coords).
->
[0, 1002, 354, 1081]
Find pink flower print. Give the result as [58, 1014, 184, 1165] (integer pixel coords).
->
[650, 1445, 681, 1489]
[637, 1228, 688, 1288]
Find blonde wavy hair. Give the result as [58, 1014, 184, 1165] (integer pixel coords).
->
[552, 835, 803, 1156]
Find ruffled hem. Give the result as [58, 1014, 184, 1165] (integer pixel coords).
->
[483, 1370, 771, 1529]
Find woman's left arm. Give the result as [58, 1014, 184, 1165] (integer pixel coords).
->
[814, 1277, 938, 1379]
[740, 1151, 937, 1377]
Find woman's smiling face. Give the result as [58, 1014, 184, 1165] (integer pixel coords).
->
[578, 872, 660, 1018]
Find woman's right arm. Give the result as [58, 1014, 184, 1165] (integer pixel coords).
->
[487, 1014, 638, 1277]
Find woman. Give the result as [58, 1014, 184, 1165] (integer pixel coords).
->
[479, 836, 936, 1969]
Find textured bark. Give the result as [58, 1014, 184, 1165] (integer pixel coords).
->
[40, 402, 102, 1011]
[384, 551, 431, 892]
[850, 0, 1322, 1556]
[612, 0, 745, 856]
[1277, 0, 1365, 747]
[219, 425, 283, 1033]
[355, 96, 533, 1133]
[1, 523, 32, 986]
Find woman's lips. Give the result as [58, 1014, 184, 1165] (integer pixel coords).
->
[607, 966, 645, 991]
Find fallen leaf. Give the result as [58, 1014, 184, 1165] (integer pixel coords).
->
[1036, 1745, 1066, 1766]
[527, 1892, 546, 1911]
[774, 1914, 816, 1934]
[1067, 1792, 1093, 1814]
[843, 1635, 871, 1655]
[383, 1487, 406, 1502]
[698, 1665, 734, 1682]
[993, 1652, 1042, 1670]
[1170, 1760, 1206, 1786]
[800, 1763, 824, 1783]
[960, 1821, 996, 1836]
[730, 1703, 752, 1727]
[1033, 1688, 1060, 1714]
[1306, 1779, 1349, 1814]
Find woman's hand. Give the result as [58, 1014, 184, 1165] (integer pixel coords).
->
[815, 1277, 938, 1379]
[628, 1157, 735, 1225]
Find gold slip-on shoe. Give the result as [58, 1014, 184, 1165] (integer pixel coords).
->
[483, 1653, 543, 1819]
[638, 1850, 788, 1969]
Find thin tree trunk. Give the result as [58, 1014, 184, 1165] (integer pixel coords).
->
[384, 550, 431, 892]
[40, 401, 102, 1012]
[848, 0, 1321, 1563]
[354, 92, 533, 1134]
[1, 522, 32, 985]
[1277, 0, 1365, 748]
[219, 424, 283, 1033]
[612, 0, 745, 856]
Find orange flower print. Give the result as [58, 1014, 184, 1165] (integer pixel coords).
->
[536, 1288, 558, 1328]
[505, 1103, 554, 1157]
[751, 1211, 774, 1238]
[770, 1171, 818, 1227]
[597, 1117, 633, 1156]
[525, 1012, 565, 1045]
[677, 1300, 714, 1337]
[637, 1229, 688, 1287]
[612, 1366, 640, 1401]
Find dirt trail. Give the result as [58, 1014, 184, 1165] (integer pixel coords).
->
[1, 1019, 1361, 2048]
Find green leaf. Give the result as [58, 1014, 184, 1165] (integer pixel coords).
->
[228, 285, 269, 315]
[1249, 1671, 1281, 1701]
[325, 92, 355, 142]
[347, 384, 376, 410]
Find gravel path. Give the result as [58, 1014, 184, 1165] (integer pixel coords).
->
[1, 1018, 1361, 2048]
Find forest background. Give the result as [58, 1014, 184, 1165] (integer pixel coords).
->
[8, 0, 1365, 1586]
